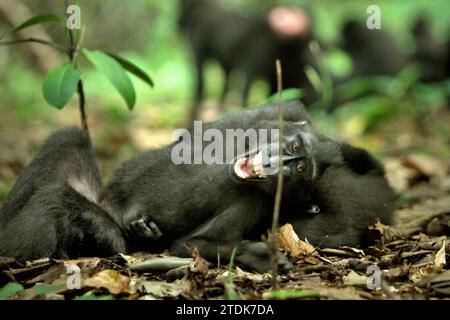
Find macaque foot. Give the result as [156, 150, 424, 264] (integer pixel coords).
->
[129, 217, 163, 240]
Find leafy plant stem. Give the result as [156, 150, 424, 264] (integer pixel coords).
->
[0, 38, 67, 54]
[64, 0, 88, 135]
[77, 80, 88, 136]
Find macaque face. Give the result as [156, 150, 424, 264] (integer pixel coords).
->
[267, 6, 311, 39]
[230, 131, 316, 195]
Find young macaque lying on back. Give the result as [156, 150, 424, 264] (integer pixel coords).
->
[109, 101, 396, 271]
[0, 101, 395, 272]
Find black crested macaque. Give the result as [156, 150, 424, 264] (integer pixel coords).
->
[0, 101, 395, 272]
[328, 19, 410, 110]
[281, 142, 395, 246]
[104, 103, 319, 272]
[411, 17, 449, 82]
[106, 101, 395, 271]
[340, 20, 407, 78]
[179, 0, 316, 121]
[0, 128, 126, 261]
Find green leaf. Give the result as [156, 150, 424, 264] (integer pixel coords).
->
[32, 284, 66, 295]
[0, 283, 24, 299]
[11, 13, 61, 33]
[264, 289, 320, 300]
[105, 52, 154, 88]
[42, 63, 81, 109]
[82, 49, 136, 110]
[74, 291, 114, 300]
[304, 65, 322, 96]
[265, 88, 304, 104]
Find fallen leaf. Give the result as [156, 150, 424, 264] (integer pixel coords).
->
[393, 196, 450, 235]
[402, 154, 446, 178]
[418, 270, 450, 296]
[384, 157, 418, 193]
[26, 265, 67, 285]
[434, 241, 447, 270]
[63, 257, 101, 270]
[343, 270, 368, 287]
[84, 270, 130, 295]
[182, 246, 209, 299]
[217, 267, 271, 283]
[367, 220, 404, 246]
[187, 246, 209, 276]
[129, 257, 192, 272]
[276, 223, 320, 263]
[134, 280, 183, 298]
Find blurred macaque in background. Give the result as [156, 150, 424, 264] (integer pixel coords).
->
[178, 0, 318, 121]
[339, 19, 408, 78]
[411, 16, 449, 83]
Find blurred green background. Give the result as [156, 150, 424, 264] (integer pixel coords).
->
[0, 0, 449, 201]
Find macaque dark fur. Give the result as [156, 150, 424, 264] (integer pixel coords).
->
[340, 20, 407, 78]
[0, 102, 395, 271]
[411, 17, 449, 82]
[179, 0, 316, 121]
[0, 128, 126, 261]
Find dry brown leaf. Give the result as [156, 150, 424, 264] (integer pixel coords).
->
[134, 280, 183, 298]
[187, 246, 209, 276]
[394, 196, 450, 235]
[217, 267, 271, 283]
[384, 157, 418, 193]
[63, 257, 101, 270]
[367, 220, 404, 246]
[84, 270, 130, 295]
[409, 266, 436, 283]
[343, 270, 368, 287]
[276, 223, 320, 263]
[182, 246, 209, 299]
[402, 154, 446, 178]
[434, 241, 447, 270]
[26, 265, 67, 285]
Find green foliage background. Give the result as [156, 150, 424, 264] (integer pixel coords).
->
[0, 0, 448, 173]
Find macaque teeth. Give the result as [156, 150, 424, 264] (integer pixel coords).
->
[251, 151, 265, 178]
[235, 152, 268, 179]
[252, 151, 263, 166]
[234, 158, 249, 179]
[259, 164, 267, 178]
[254, 165, 260, 176]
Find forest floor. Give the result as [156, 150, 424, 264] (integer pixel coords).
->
[0, 105, 449, 300]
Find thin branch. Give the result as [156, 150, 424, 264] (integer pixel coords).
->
[271, 59, 284, 235]
[269, 59, 284, 290]
[0, 38, 68, 54]
[77, 80, 89, 135]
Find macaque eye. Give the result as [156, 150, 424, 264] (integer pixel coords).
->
[292, 142, 300, 153]
[297, 161, 304, 172]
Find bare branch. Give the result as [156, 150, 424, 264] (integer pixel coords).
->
[0, 37, 68, 54]
[268, 59, 284, 290]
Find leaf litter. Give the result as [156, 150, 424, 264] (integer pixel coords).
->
[0, 153, 449, 300]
